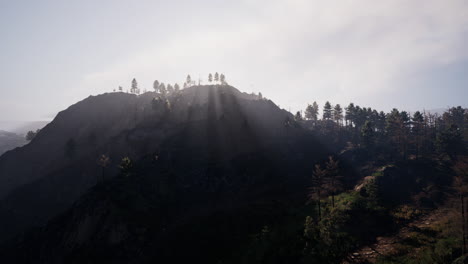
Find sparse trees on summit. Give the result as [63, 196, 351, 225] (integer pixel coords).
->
[120, 73, 231, 96]
[153, 80, 160, 92]
[220, 74, 226, 84]
[131, 78, 140, 94]
[203, 72, 227, 85]
[186, 75, 192, 86]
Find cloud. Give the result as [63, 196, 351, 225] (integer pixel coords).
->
[80, 0, 468, 111]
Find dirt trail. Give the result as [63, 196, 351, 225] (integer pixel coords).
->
[342, 209, 447, 263]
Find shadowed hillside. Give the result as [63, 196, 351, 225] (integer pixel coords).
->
[0, 83, 465, 264]
[0, 85, 332, 244]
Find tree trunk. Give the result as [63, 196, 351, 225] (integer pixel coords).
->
[317, 190, 321, 222]
[332, 192, 335, 208]
[466, 195, 468, 256]
[462, 194, 466, 255]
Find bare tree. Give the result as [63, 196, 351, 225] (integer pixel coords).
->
[308, 164, 327, 221]
[454, 157, 468, 255]
[324, 156, 342, 208]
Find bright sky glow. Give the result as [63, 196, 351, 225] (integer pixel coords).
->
[0, 0, 467, 126]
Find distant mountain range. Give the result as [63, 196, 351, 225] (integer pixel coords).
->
[0, 121, 50, 135]
[0, 130, 26, 156]
[0, 121, 49, 157]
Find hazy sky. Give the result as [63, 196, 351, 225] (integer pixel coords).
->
[1, 0, 467, 125]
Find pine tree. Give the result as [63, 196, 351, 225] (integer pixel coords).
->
[220, 73, 226, 84]
[305, 102, 318, 121]
[159, 83, 167, 96]
[97, 154, 110, 183]
[208, 73, 213, 83]
[345, 103, 356, 127]
[153, 80, 160, 92]
[377, 111, 386, 132]
[386, 108, 409, 159]
[295, 111, 303, 122]
[436, 124, 464, 159]
[118, 86, 123, 92]
[167, 84, 174, 94]
[131, 78, 138, 94]
[412, 111, 424, 158]
[323, 101, 332, 120]
[308, 164, 326, 221]
[26, 130, 40, 141]
[333, 104, 343, 125]
[361, 120, 375, 150]
[324, 156, 342, 208]
[119, 157, 133, 177]
[174, 83, 180, 93]
[214, 72, 219, 83]
[186, 75, 192, 86]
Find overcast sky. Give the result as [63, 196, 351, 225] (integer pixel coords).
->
[0, 0, 467, 126]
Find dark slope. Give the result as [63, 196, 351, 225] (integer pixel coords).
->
[0, 92, 150, 241]
[0, 85, 331, 244]
[0, 85, 332, 264]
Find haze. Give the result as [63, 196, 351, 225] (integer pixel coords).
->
[1, 0, 467, 125]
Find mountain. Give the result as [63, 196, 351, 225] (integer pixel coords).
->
[0, 121, 49, 136]
[0, 85, 335, 249]
[11, 121, 50, 135]
[0, 130, 26, 156]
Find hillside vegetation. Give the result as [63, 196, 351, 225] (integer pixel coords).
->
[0, 83, 466, 264]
